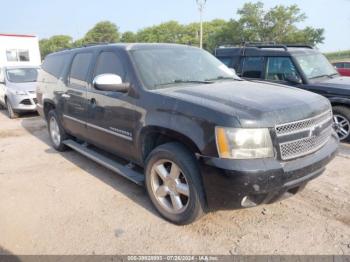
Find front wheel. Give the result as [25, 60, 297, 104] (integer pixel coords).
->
[145, 143, 206, 225]
[48, 110, 69, 151]
[333, 106, 350, 142]
[6, 99, 19, 119]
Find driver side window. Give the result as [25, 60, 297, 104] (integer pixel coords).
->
[93, 51, 126, 82]
[266, 57, 300, 82]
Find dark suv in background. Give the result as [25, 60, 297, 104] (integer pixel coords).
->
[36, 43, 338, 224]
[215, 44, 350, 142]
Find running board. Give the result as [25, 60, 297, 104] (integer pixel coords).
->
[63, 139, 144, 186]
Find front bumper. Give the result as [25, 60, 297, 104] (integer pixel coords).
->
[8, 92, 37, 112]
[200, 133, 339, 210]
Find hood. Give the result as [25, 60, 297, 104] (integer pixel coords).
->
[310, 76, 350, 95]
[156, 80, 331, 128]
[5, 81, 37, 93]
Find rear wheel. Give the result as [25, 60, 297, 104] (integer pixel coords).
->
[145, 142, 206, 225]
[333, 106, 350, 142]
[5, 99, 19, 119]
[48, 110, 69, 151]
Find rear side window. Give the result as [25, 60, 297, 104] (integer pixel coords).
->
[94, 52, 126, 80]
[42, 54, 68, 79]
[69, 53, 93, 86]
[242, 57, 264, 78]
[217, 56, 240, 69]
[344, 63, 350, 69]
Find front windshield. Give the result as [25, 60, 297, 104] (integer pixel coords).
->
[6, 68, 38, 83]
[294, 53, 337, 80]
[131, 47, 239, 90]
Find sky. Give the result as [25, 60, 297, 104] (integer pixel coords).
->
[1, 0, 349, 52]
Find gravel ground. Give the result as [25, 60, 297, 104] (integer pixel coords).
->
[0, 111, 349, 255]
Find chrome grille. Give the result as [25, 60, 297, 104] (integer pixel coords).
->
[275, 110, 332, 136]
[275, 110, 333, 160]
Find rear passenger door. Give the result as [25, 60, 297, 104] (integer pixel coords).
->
[86, 50, 137, 161]
[62, 52, 93, 139]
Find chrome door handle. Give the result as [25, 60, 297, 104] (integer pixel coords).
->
[62, 94, 70, 99]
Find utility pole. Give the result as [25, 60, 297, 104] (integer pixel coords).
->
[196, 0, 207, 49]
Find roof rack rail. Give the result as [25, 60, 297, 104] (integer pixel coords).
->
[285, 44, 313, 49]
[83, 42, 109, 47]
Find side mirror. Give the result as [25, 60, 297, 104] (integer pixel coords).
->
[285, 74, 302, 84]
[93, 74, 129, 93]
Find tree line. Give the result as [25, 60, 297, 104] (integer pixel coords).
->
[39, 2, 325, 58]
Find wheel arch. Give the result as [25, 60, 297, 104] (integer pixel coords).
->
[139, 126, 202, 164]
[43, 99, 56, 121]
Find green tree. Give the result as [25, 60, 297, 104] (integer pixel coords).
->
[84, 21, 120, 43]
[211, 2, 324, 48]
[120, 31, 138, 43]
[39, 35, 73, 58]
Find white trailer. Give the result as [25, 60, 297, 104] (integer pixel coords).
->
[0, 34, 41, 67]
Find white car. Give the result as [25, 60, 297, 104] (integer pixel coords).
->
[0, 66, 39, 118]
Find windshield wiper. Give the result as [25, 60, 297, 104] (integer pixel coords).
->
[205, 76, 241, 81]
[309, 74, 332, 80]
[155, 79, 213, 87]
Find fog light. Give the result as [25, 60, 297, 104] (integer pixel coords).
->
[241, 196, 257, 208]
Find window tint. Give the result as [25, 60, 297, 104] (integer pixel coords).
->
[333, 63, 343, 68]
[218, 57, 233, 67]
[94, 52, 125, 80]
[344, 63, 350, 69]
[266, 57, 300, 81]
[42, 54, 68, 79]
[242, 57, 264, 78]
[69, 53, 93, 86]
[18, 50, 30, 61]
[6, 49, 30, 62]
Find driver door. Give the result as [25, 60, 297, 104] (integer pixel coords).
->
[86, 50, 138, 162]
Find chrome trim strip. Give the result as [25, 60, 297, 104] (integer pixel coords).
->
[87, 122, 133, 141]
[63, 114, 86, 125]
[62, 114, 133, 141]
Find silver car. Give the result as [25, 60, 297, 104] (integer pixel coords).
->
[0, 66, 39, 118]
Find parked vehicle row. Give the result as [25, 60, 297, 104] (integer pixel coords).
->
[215, 44, 350, 142]
[333, 61, 350, 77]
[35, 43, 338, 224]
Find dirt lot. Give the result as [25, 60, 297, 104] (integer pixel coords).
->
[0, 110, 349, 255]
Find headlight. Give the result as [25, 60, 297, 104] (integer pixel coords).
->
[215, 127, 274, 159]
[14, 90, 27, 95]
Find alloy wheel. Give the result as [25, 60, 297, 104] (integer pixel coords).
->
[150, 160, 190, 214]
[49, 116, 61, 147]
[333, 114, 350, 141]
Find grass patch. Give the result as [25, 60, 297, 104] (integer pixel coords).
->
[324, 50, 350, 62]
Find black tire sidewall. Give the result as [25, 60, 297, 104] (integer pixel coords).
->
[47, 110, 68, 151]
[6, 99, 18, 119]
[145, 143, 205, 225]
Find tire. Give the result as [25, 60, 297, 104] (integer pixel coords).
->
[145, 142, 206, 225]
[5, 99, 19, 119]
[47, 110, 69, 151]
[333, 106, 350, 142]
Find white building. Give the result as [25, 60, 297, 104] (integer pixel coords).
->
[0, 34, 41, 67]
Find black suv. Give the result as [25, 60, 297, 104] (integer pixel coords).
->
[37, 43, 338, 224]
[215, 44, 350, 142]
